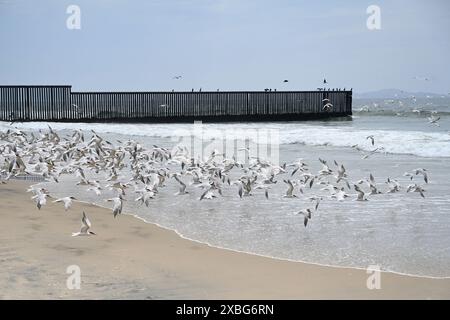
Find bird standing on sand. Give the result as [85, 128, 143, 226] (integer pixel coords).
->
[72, 212, 96, 236]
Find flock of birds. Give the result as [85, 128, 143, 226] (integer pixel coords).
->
[356, 95, 447, 127]
[0, 126, 431, 234]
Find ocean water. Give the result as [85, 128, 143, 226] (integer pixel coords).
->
[2, 97, 450, 278]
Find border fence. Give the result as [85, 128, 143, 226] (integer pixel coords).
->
[0, 85, 352, 122]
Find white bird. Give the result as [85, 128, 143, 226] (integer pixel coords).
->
[135, 191, 154, 207]
[106, 196, 124, 218]
[31, 191, 49, 210]
[366, 135, 375, 146]
[406, 184, 425, 198]
[72, 212, 96, 236]
[174, 176, 189, 195]
[414, 168, 428, 184]
[308, 196, 322, 210]
[53, 196, 76, 211]
[295, 209, 312, 227]
[86, 186, 102, 196]
[322, 102, 333, 111]
[199, 188, 217, 200]
[354, 185, 368, 201]
[428, 114, 440, 126]
[283, 180, 297, 198]
[332, 189, 349, 201]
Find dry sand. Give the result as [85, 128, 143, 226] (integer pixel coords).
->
[1, 180, 449, 299]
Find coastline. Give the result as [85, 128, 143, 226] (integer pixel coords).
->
[1, 180, 450, 299]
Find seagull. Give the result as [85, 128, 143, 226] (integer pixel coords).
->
[366, 135, 375, 146]
[361, 147, 383, 159]
[86, 186, 102, 196]
[322, 102, 333, 111]
[106, 195, 124, 218]
[406, 184, 425, 198]
[428, 114, 440, 126]
[135, 190, 154, 207]
[386, 178, 401, 193]
[283, 79, 289, 83]
[72, 212, 96, 236]
[53, 196, 76, 211]
[354, 185, 368, 201]
[31, 191, 50, 210]
[295, 209, 312, 227]
[413, 76, 430, 81]
[332, 189, 349, 201]
[323, 78, 328, 84]
[335, 164, 347, 183]
[173, 75, 182, 80]
[414, 168, 428, 183]
[308, 196, 322, 210]
[283, 180, 297, 198]
[174, 176, 189, 195]
[199, 188, 217, 200]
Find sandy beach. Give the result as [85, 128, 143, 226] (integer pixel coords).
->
[1, 180, 449, 299]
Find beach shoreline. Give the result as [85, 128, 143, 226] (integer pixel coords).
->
[1, 180, 450, 299]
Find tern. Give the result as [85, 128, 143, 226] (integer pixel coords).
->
[414, 168, 428, 183]
[406, 184, 425, 198]
[428, 115, 440, 126]
[53, 196, 76, 211]
[31, 191, 50, 210]
[106, 195, 124, 218]
[72, 212, 96, 236]
[295, 209, 312, 227]
[354, 185, 368, 201]
[366, 135, 375, 146]
[283, 180, 297, 198]
[174, 176, 189, 195]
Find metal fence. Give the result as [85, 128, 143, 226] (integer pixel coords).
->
[0, 85, 352, 122]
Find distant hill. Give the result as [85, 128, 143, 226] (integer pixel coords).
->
[353, 89, 445, 99]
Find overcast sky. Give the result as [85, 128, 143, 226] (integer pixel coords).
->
[0, 0, 449, 93]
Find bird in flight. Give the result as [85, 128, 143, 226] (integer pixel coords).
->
[173, 76, 182, 80]
[72, 212, 96, 236]
[283, 79, 289, 83]
[323, 78, 328, 84]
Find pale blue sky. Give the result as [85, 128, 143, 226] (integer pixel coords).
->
[0, 0, 449, 93]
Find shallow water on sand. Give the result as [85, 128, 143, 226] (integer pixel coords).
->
[35, 135, 450, 278]
[5, 100, 450, 278]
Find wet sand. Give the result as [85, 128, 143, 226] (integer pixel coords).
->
[1, 180, 449, 299]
